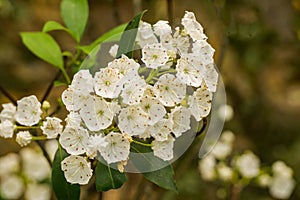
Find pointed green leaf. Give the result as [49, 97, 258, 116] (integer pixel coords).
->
[52, 148, 80, 200]
[95, 161, 127, 191]
[116, 10, 146, 58]
[130, 143, 177, 192]
[61, 0, 89, 42]
[42, 21, 76, 38]
[78, 23, 127, 54]
[20, 32, 64, 69]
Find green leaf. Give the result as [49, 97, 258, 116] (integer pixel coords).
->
[130, 143, 177, 192]
[95, 161, 127, 191]
[20, 32, 63, 69]
[78, 23, 127, 54]
[116, 10, 146, 58]
[52, 148, 80, 200]
[61, 0, 89, 42]
[42, 21, 76, 38]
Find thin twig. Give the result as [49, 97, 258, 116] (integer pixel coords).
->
[41, 70, 61, 103]
[0, 85, 17, 106]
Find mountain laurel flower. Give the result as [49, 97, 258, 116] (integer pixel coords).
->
[269, 175, 295, 200]
[272, 161, 293, 178]
[108, 54, 140, 76]
[211, 142, 232, 160]
[61, 155, 93, 185]
[109, 44, 119, 58]
[181, 11, 207, 41]
[0, 103, 16, 122]
[59, 126, 89, 155]
[99, 132, 130, 164]
[41, 117, 63, 139]
[136, 21, 158, 47]
[87, 133, 108, 159]
[94, 68, 124, 98]
[118, 106, 149, 136]
[235, 151, 260, 179]
[153, 74, 186, 107]
[198, 155, 216, 181]
[203, 63, 219, 92]
[0, 153, 20, 176]
[0, 120, 15, 138]
[15, 95, 42, 126]
[192, 40, 215, 65]
[169, 106, 191, 137]
[216, 163, 233, 182]
[140, 95, 166, 125]
[147, 118, 173, 141]
[121, 76, 147, 105]
[153, 20, 172, 37]
[70, 69, 94, 95]
[16, 131, 32, 147]
[141, 43, 169, 69]
[188, 84, 212, 121]
[152, 134, 175, 161]
[0, 174, 25, 200]
[25, 183, 51, 200]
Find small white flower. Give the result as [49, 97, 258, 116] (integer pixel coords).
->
[269, 175, 295, 199]
[188, 84, 212, 121]
[203, 63, 218, 92]
[235, 151, 260, 179]
[181, 11, 207, 41]
[152, 134, 175, 161]
[170, 106, 191, 137]
[218, 104, 234, 122]
[108, 54, 140, 76]
[0, 174, 25, 199]
[61, 155, 93, 185]
[153, 20, 172, 37]
[15, 95, 42, 126]
[0, 120, 15, 138]
[65, 111, 82, 127]
[0, 153, 20, 176]
[20, 147, 51, 181]
[198, 155, 216, 181]
[153, 74, 186, 107]
[272, 161, 293, 178]
[59, 126, 89, 155]
[70, 70, 94, 95]
[87, 133, 108, 159]
[25, 183, 52, 200]
[41, 117, 63, 139]
[211, 142, 232, 160]
[109, 44, 119, 58]
[118, 106, 149, 136]
[61, 86, 76, 111]
[220, 130, 235, 144]
[94, 68, 124, 98]
[171, 27, 191, 53]
[192, 40, 215, 65]
[0, 103, 16, 122]
[140, 95, 166, 125]
[257, 174, 272, 187]
[141, 43, 169, 69]
[136, 21, 158, 47]
[121, 76, 147, 105]
[16, 131, 32, 147]
[176, 56, 205, 87]
[99, 132, 130, 164]
[147, 118, 173, 141]
[217, 163, 233, 181]
[80, 96, 119, 131]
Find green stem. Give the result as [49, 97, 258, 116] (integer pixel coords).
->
[32, 135, 48, 140]
[132, 139, 152, 147]
[16, 126, 40, 130]
[145, 69, 158, 83]
[157, 68, 177, 76]
[61, 68, 71, 84]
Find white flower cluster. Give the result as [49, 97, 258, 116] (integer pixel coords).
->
[57, 11, 218, 184]
[0, 146, 53, 200]
[198, 130, 296, 199]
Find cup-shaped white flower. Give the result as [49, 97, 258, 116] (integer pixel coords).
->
[99, 132, 130, 164]
[272, 161, 294, 178]
[59, 126, 89, 155]
[15, 95, 42, 126]
[61, 155, 93, 185]
[121, 76, 147, 105]
[153, 20, 172, 37]
[181, 11, 207, 41]
[140, 95, 166, 125]
[147, 118, 173, 141]
[152, 134, 175, 161]
[25, 183, 51, 200]
[203, 63, 219, 92]
[169, 106, 191, 137]
[216, 163, 233, 182]
[16, 131, 32, 147]
[188, 84, 212, 121]
[65, 111, 82, 127]
[108, 54, 140, 76]
[118, 106, 149, 136]
[87, 134, 108, 159]
[80, 96, 119, 131]
[211, 141, 232, 160]
[0, 153, 20, 176]
[136, 21, 158, 47]
[269, 174, 295, 199]
[61, 87, 76, 111]
[70, 70, 94, 95]
[142, 43, 169, 69]
[153, 74, 186, 107]
[94, 68, 124, 98]
[198, 154, 216, 181]
[235, 151, 260, 179]
[0, 174, 25, 200]
[0, 120, 14, 138]
[0, 103, 16, 122]
[41, 117, 63, 139]
[192, 40, 215, 65]
[176, 56, 205, 87]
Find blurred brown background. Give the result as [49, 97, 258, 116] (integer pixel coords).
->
[0, 0, 300, 199]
